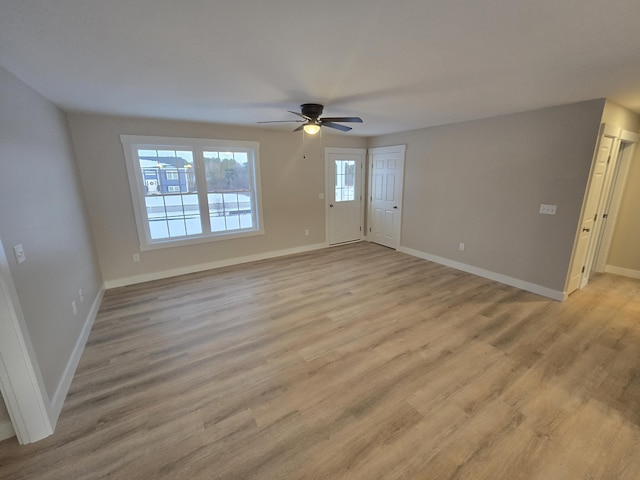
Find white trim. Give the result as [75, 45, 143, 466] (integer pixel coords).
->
[367, 145, 407, 156]
[620, 129, 640, 143]
[49, 287, 105, 424]
[604, 265, 640, 280]
[398, 246, 566, 301]
[105, 243, 328, 289]
[602, 123, 621, 138]
[0, 420, 15, 441]
[138, 229, 265, 252]
[324, 148, 367, 155]
[0, 239, 53, 444]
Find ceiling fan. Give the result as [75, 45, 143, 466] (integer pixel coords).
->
[258, 103, 363, 134]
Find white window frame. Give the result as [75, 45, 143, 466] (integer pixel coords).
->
[121, 135, 265, 251]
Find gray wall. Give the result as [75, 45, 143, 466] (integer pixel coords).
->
[368, 100, 605, 293]
[67, 113, 366, 284]
[0, 66, 102, 400]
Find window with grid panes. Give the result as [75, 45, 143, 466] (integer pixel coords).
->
[121, 135, 264, 250]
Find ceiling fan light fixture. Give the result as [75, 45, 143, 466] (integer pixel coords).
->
[303, 123, 321, 135]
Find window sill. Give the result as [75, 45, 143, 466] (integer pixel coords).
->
[139, 228, 265, 252]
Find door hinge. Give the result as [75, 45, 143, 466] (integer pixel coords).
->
[581, 266, 585, 273]
[594, 213, 598, 221]
[607, 155, 611, 164]
[369, 227, 372, 232]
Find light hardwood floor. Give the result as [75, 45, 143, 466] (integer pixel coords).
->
[2, 242, 640, 479]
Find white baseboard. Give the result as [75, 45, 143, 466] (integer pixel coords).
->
[604, 265, 640, 280]
[104, 243, 329, 289]
[0, 420, 15, 441]
[49, 287, 105, 424]
[398, 246, 566, 301]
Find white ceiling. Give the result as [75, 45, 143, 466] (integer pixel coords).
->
[1, 0, 639, 136]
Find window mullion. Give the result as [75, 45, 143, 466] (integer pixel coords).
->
[195, 148, 211, 233]
[248, 150, 258, 228]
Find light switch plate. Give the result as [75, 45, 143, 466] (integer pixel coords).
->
[13, 244, 26, 264]
[539, 204, 557, 215]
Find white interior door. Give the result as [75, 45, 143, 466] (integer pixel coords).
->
[567, 135, 614, 294]
[368, 145, 405, 249]
[325, 148, 364, 245]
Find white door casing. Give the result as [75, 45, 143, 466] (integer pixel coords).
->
[584, 135, 620, 279]
[567, 134, 614, 294]
[0, 238, 53, 444]
[325, 148, 365, 245]
[368, 145, 406, 249]
[592, 132, 639, 273]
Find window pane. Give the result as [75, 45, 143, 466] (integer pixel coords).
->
[204, 151, 255, 233]
[168, 219, 186, 237]
[239, 192, 253, 228]
[138, 149, 200, 239]
[145, 196, 169, 239]
[226, 213, 240, 231]
[149, 220, 169, 240]
[335, 160, 355, 202]
[183, 194, 202, 235]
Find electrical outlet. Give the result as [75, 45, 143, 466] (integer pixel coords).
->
[79, 289, 84, 303]
[539, 204, 557, 215]
[459, 243, 465, 251]
[305, 229, 309, 236]
[133, 253, 140, 262]
[72, 301, 77, 316]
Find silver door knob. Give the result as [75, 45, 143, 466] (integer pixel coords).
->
[582, 228, 590, 232]
[329, 204, 334, 207]
[393, 206, 398, 209]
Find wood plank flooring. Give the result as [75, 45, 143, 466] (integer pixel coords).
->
[1, 242, 640, 479]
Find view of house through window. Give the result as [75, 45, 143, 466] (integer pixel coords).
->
[139, 149, 200, 239]
[121, 136, 263, 249]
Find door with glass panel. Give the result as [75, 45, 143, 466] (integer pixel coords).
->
[325, 148, 365, 245]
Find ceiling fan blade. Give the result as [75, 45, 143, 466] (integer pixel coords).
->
[257, 120, 305, 124]
[321, 122, 352, 132]
[288, 110, 311, 120]
[319, 116, 363, 123]
[293, 124, 305, 132]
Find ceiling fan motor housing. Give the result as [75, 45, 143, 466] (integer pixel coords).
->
[301, 103, 324, 119]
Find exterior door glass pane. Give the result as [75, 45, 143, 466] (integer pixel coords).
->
[335, 160, 355, 202]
